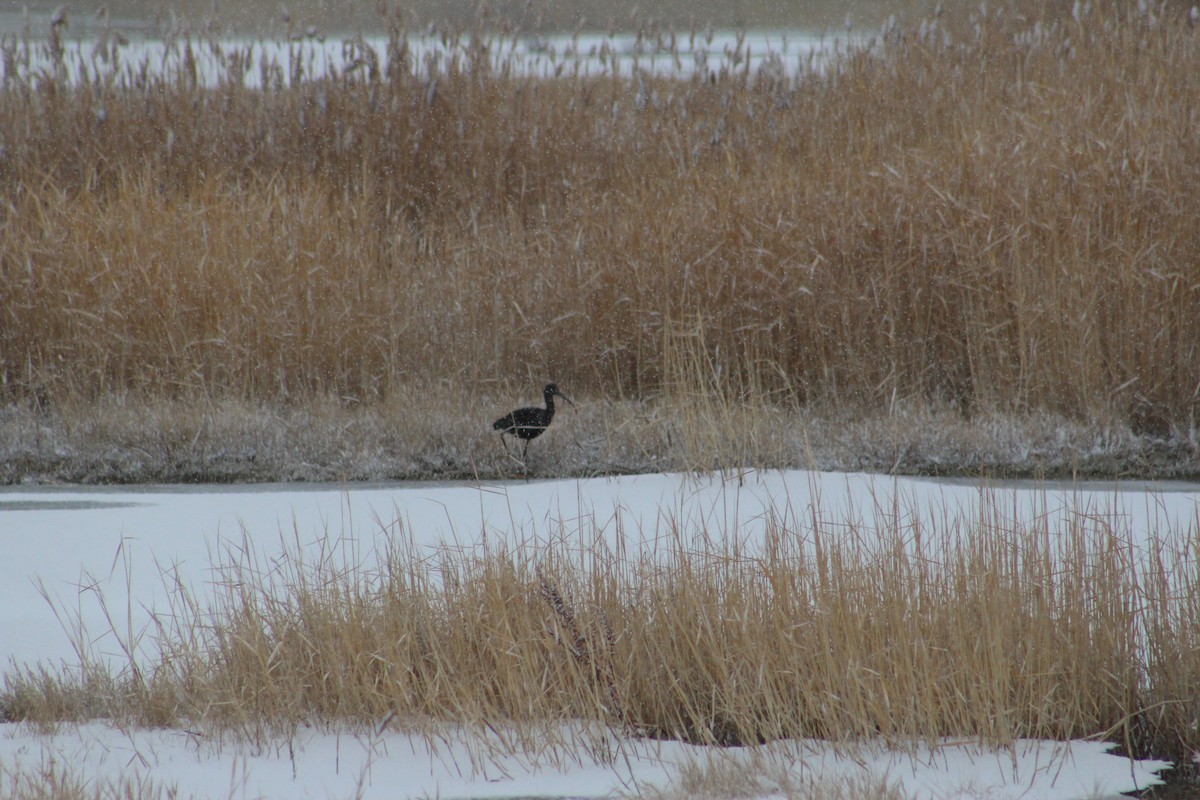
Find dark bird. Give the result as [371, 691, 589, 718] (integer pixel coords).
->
[493, 383, 574, 458]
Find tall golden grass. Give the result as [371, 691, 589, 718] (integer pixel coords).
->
[6, 490, 1200, 764]
[2, 1, 1198, 444]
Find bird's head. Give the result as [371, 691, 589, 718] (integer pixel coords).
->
[545, 383, 574, 406]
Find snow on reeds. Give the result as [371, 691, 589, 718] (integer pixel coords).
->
[2, 1, 1199, 467]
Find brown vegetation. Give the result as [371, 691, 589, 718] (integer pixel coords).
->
[2, 2, 1199, 482]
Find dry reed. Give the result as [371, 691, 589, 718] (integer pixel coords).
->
[2, 1, 1199, 465]
[0, 762, 167, 800]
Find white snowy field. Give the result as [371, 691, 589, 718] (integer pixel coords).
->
[0, 470, 1193, 798]
[0, 724, 1174, 800]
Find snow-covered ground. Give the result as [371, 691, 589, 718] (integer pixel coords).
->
[0, 470, 1192, 798]
[0, 724, 1172, 799]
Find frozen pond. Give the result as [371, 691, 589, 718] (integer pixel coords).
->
[1, 24, 856, 87]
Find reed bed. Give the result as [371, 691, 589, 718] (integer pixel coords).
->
[5, 492, 1200, 766]
[2, 1, 1199, 477]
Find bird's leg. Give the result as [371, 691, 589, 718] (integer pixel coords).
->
[521, 439, 532, 479]
[499, 433, 525, 468]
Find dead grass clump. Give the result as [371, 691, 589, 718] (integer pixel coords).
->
[0, 663, 121, 727]
[640, 753, 908, 800]
[2, 2, 1200, 449]
[0, 761, 171, 800]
